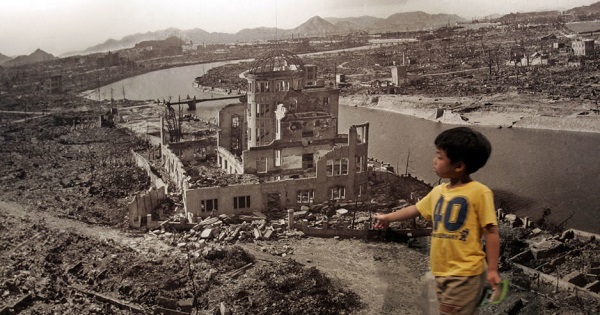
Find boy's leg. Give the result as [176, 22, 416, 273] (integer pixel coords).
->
[435, 273, 486, 315]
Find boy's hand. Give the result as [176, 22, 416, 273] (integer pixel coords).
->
[487, 270, 501, 291]
[373, 213, 389, 229]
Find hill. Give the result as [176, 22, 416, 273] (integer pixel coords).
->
[286, 16, 338, 36]
[0, 53, 12, 65]
[78, 28, 186, 55]
[325, 16, 384, 30]
[3, 49, 56, 67]
[373, 11, 466, 32]
[567, 1, 600, 15]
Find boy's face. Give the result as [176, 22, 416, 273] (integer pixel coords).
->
[433, 148, 463, 178]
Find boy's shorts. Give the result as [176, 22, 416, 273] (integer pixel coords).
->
[435, 272, 486, 315]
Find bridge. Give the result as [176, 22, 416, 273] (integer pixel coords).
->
[165, 94, 246, 110]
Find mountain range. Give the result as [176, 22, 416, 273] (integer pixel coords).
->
[71, 0, 600, 58]
[68, 12, 465, 56]
[4, 2, 600, 63]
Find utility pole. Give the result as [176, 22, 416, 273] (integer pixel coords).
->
[405, 149, 411, 175]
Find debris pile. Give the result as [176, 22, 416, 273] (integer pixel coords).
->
[0, 206, 363, 314]
[0, 113, 152, 226]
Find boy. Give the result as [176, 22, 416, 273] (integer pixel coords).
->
[375, 127, 501, 315]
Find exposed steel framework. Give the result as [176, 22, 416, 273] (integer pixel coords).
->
[248, 50, 305, 74]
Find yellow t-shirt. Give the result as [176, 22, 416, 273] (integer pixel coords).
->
[416, 181, 497, 277]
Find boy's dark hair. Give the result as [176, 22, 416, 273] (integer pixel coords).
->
[434, 127, 492, 174]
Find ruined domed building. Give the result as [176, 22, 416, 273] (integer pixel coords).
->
[184, 50, 369, 217]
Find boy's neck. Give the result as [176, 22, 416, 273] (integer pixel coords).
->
[448, 174, 472, 188]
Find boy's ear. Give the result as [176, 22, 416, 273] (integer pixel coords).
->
[454, 161, 466, 172]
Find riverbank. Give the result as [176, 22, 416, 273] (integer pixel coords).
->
[340, 93, 600, 133]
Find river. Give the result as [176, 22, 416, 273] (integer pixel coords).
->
[95, 61, 600, 234]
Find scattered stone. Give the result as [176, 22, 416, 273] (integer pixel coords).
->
[200, 228, 213, 239]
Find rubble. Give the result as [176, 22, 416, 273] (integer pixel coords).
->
[0, 204, 364, 315]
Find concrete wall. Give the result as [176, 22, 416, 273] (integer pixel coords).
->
[184, 182, 265, 218]
[218, 103, 246, 155]
[161, 144, 187, 193]
[303, 88, 340, 123]
[278, 113, 338, 142]
[217, 146, 244, 174]
[128, 186, 167, 228]
[184, 166, 365, 219]
[132, 150, 166, 189]
[242, 140, 338, 175]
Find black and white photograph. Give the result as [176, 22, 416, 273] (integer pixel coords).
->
[1, 1, 599, 314]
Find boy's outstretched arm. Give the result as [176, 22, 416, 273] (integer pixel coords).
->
[483, 224, 501, 290]
[374, 205, 420, 228]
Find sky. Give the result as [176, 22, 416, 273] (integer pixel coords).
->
[1, 0, 598, 57]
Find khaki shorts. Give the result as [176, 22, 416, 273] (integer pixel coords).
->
[435, 273, 486, 315]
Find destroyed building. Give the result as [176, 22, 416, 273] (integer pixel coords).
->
[178, 50, 369, 219]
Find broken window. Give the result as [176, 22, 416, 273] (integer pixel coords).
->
[330, 186, 346, 200]
[200, 199, 218, 212]
[297, 190, 315, 204]
[326, 159, 334, 176]
[341, 158, 348, 175]
[356, 125, 367, 144]
[234, 196, 251, 210]
[356, 155, 364, 173]
[259, 82, 268, 92]
[302, 153, 314, 169]
[232, 116, 240, 128]
[277, 81, 285, 91]
[257, 157, 267, 173]
[333, 159, 341, 175]
[232, 137, 241, 152]
[333, 158, 348, 176]
[327, 158, 349, 176]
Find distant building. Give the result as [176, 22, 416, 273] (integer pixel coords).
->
[391, 65, 407, 85]
[523, 52, 549, 66]
[304, 64, 318, 87]
[572, 39, 594, 56]
[96, 51, 125, 68]
[183, 50, 369, 218]
[43, 74, 62, 94]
